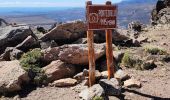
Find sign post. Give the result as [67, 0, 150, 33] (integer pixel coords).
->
[86, 1, 117, 86]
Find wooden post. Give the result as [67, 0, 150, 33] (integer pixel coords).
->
[86, 1, 95, 86]
[105, 1, 115, 79]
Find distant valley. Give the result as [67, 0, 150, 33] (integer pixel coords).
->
[0, 0, 157, 28]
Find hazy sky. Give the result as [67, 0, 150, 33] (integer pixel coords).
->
[0, 0, 123, 7]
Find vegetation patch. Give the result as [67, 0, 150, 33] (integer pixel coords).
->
[93, 96, 104, 100]
[121, 51, 156, 70]
[144, 46, 167, 55]
[20, 48, 47, 86]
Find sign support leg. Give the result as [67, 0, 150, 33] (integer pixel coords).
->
[105, 29, 114, 79]
[87, 30, 95, 86]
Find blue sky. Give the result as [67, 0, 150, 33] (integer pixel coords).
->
[0, 0, 123, 7]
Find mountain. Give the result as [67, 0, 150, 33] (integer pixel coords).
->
[121, 0, 156, 4]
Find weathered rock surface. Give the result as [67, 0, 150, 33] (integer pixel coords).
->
[0, 47, 23, 61]
[52, 78, 77, 87]
[114, 69, 130, 81]
[128, 21, 142, 32]
[0, 26, 35, 54]
[0, 60, 30, 93]
[79, 84, 105, 100]
[0, 18, 8, 28]
[124, 79, 141, 88]
[16, 35, 39, 51]
[99, 78, 121, 96]
[40, 21, 86, 43]
[74, 69, 101, 81]
[42, 60, 76, 82]
[42, 43, 105, 64]
[113, 51, 124, 63]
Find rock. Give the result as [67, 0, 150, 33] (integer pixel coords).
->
[101, 71, 108, 79]
[132, 39, 141, 47]
[0, 18, 8, 27]
[0, 26, 36, 54]
[157, 8, 170, 24]
[42, 60, 76, 82]
[16, 35, 39, 51]
[108, 96, 120, 100]
[73, 38, 87, 44]
[42, 43, 105, 64]
[137, 37, 148, 43]
[113, 51, 124, 63]
[128, 21, 142, 32]
[99, 78, 121, 96]
[40, 21, 86, 44]
[142, 60, 157, 70]
[114, 70, 129, 81]
[124, 79, 141, 88]
[37, 26, 47, 34]
[0, 47, 23, 61]
[52, 78, 77, 87]
[40, 40, 58, 49]
[0, 60, 30, 93]
[74, 70, 101, 81]
[79, 84, 104, 100]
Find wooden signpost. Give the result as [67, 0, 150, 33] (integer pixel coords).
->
[86, 1, 117, 86]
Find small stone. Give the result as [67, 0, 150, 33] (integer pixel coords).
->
[142, 60, 157, 70]
[52, 78, 77, 87]
[99, 78, 121, 96]
[113, 51, 124, 62]
[114, 69, 130, 81]
[101, 71, 108, 79]
[124, 78, 141, 88]
[79, 84, 104, 100]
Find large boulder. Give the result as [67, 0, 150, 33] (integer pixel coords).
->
[42, 60, 76, 82]
[40, 21, 86, 44]
[0, 60, 30, 93]
[157, 8, 170, 24]
[52, 78, 77, 87]
[16, 35, 39, 52]
[42, 43, 106, 65]
[0, 26, 36, 54]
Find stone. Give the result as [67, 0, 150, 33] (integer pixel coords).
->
[0, 18, 8, 28]
[157, 8, 170, 24]
[128, 21, 142, 32]
[40, 21, 86, 43]
[42, 60, 76, 82]
[113, 51, 124, 63]
[99, 78, 121, 96]
[16, 35, 39, 52]
[114, 69, 130, 81]
[0, 60, 30, 93]
[142, 60, 157, 70]
[40, 40, 58, 49]
[124, 79, 141, 88]
[101, 71, 108, 79]
[0, 25, 37, 54]
[73, 38, 87, 44]
[42, 43, 105, 65]
[132, 39, 141, 47]
[52, 78, 77, 87]
[137, 37, 148, 43]
[0, 47, 23, 61]
[74, 70, 101, 81]
[79, 84, 104, 100]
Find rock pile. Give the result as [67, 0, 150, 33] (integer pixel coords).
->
[151, 0, 170, 25]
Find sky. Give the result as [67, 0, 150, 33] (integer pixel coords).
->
[0, 0, 123, 7]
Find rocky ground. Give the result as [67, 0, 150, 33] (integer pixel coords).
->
[0, 0, 170, 100]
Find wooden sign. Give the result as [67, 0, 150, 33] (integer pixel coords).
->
[86, 1, 116, 87]
[87, 4, 117, 30]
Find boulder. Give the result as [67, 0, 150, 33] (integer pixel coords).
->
[16, 35, 39, 52]
[40, 21, 86, 44]
[99, 78, 121, 96]
[42, 60, 76, 82]
[79, 84, 105, 100]
[42, 43, 105, 65]
[0, 18, 8, 28]
[157, 8, 170, 24]
[0, 47, 23, 61]
[128, 21, 142, 32]
[113, 51, 124, 63]
[0, 60, 30, 93]
[52, 78, 77, 87]
[73, 38, 87, 44]
[0, 26, 36, 54]
[142, 60, 157, 70]
[40, 40, 58, 49]
[114, 70, 130, 81]
[124, 78, 141, 88]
